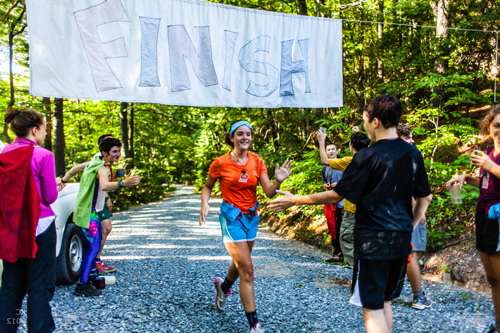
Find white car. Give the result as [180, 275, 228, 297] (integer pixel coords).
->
[0, 183, 84, 285]
[52, 183, 85, 284]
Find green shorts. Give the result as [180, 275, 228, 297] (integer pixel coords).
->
[97, 206, 111, 221]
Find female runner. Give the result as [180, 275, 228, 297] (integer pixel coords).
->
[199, 120, 293, 333]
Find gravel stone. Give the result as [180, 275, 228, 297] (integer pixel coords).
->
[12, 186, 496, 332]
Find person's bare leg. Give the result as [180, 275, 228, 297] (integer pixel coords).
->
[479, 252, 500, 323]
[226, 241, 255, 282]
[383, 301, 393, 332]
[96, 219, 112, 259]
[363, 308, 390, 333]
[407, 252, 421, 292]
[224, 241, 256, 312]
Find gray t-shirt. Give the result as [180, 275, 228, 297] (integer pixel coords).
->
[321, 165, 344, 208]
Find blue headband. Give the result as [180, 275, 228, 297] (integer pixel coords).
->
[230, 121, 253, 136]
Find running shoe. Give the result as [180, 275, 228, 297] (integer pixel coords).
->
[324, 257, 345, 265]
[412, 292, 432, 310]
[214, 277, 231, 311]
[95, 261, 109, 274]
[73, 281, 102, 297]
[101, 261, 117, 273]
[250, 322, 265, 333]
[343, 262, 353, 269]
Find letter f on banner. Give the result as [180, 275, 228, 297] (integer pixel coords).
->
[74, 0, 129, 92]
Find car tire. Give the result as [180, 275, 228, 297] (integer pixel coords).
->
[56, 222, 87, 285]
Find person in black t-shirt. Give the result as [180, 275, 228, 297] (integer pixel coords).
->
[268, 95, 432, 333]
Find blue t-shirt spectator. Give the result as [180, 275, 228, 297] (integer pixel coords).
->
[322, 165, 344, 208]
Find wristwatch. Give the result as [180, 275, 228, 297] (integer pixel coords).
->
[118, 180, 124, 188]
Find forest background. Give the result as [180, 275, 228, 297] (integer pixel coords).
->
[0, 0, 498, 252]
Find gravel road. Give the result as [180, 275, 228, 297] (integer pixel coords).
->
[15, 186, 496, 332]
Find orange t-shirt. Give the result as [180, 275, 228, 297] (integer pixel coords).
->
[209, 152, 268, 213]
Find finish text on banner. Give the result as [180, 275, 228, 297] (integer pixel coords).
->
[27, 0, 343, 108]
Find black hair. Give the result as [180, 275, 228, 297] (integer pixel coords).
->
[224, 119, 252, 147]
[98, 134, 114, 145]
[364, 95, 402, 129]
[350, 132, 370, 152]
[99, 138, 122, 157]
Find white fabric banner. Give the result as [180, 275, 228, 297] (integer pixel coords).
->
[27, 0, 343, 108]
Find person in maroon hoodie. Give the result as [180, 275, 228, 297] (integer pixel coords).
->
[0, 108, 65, 333]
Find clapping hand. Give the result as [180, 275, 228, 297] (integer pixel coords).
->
[275, 159, 294, 183]
[267, 190, 296, 212]
[352, 126, 360, 132]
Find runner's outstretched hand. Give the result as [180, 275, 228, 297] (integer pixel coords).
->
[199, 203, 209, 226]
[352, 126, 360, 132]
[267, 190, 296, 212]
[275, 159, 294, 183]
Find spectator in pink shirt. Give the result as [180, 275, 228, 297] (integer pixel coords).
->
[0, 108, 65, 333]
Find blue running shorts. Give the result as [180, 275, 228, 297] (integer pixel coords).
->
[219, 212, 259, 243]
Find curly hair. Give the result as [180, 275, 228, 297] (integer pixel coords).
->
[480, 105, 500, 135]
[397, 124, 413, 138]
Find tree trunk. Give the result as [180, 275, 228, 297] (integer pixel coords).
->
[266, 108, 279, 151]
[297, 0, 308, 16]
[4, 28, 15, 144]
[3, 5, 26, 144]
[42, 97, 52, 151]
[377, 0, 384, 79]
[53, 98, 66, 176]
[129, 103, 134, 160]
[120, 102, 130, 158]
[432, 0, 449, 108]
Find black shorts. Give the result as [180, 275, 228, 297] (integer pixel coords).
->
[354, 257, 407, 310]
[476, 213, 500, 255]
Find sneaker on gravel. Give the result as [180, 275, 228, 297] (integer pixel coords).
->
[101, 261, 117, 273]
[95, 261, 109, 274]
[343, 262, 353, 269]
[250, 322, 265, 333]
[324, 257, 345, 265]
[73, 281, 102, 297]
[412, 292, 432, 310]
[214, 277, 231, 311]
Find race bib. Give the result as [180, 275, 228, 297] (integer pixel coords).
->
[238, 171, 249, 183]
[482, 172, 489, 189]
